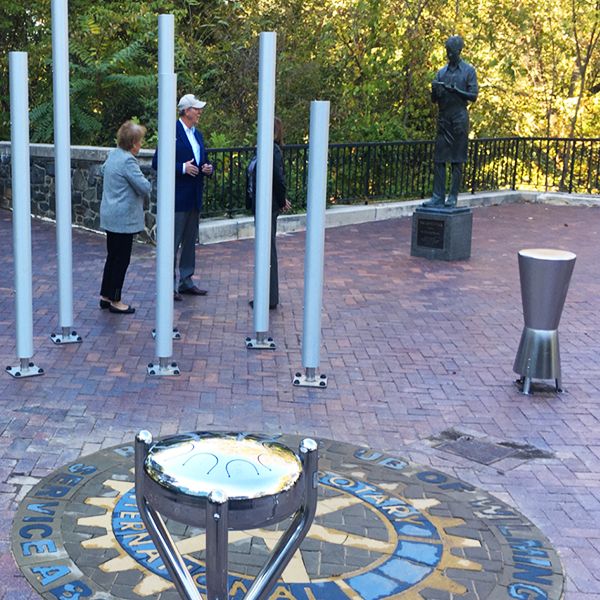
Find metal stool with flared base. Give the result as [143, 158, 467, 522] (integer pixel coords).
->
[513, 248, 576, 395]
[134, 431, 318, 600]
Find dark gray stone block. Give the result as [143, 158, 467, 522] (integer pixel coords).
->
[411, 206, 473, 260]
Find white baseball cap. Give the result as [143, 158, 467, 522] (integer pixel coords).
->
[178, 94, 207, 110]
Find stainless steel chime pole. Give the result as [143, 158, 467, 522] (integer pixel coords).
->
[148, 14, 179, 376]
[6, 52, 44, 378]
[50, 0, 81, 344]
[246, 32, 277, 350]
[293, 101, 330, 388]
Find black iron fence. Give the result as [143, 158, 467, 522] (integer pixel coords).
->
[202, 137, 600, 218]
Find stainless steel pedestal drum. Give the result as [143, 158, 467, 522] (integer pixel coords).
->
[134, 431, 318, 600]
[513, 248, 576, 394]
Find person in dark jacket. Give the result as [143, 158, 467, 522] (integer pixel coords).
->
[99, 121, 151, 314]
[423, 35, 478, 208]
[248, 117, 291, 310]
[152, 94, 213, 301]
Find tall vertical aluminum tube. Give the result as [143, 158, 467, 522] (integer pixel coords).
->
[158, 14, 175, 74]
[302, 101, 330, 369]
[155, 15, 177, 359]
[253, 32, 277, 335]
[9, 52, 34, 360]
[51, 0, 74, 330]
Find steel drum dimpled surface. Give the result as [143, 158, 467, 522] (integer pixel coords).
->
[144, 432, 303, 499]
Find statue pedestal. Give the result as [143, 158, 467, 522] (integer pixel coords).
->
[411, 206, 472, 261]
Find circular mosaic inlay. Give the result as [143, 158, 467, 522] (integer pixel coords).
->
[12, 434, 563, 599]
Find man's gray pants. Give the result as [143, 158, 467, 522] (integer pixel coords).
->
[174, 208, 200, 292]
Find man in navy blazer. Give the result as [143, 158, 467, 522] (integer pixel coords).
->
[152, 93, 213, 300]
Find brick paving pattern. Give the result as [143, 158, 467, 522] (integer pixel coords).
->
[1, 202, 599, 598]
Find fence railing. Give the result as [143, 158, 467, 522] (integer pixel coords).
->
[203, 137, 600, 218]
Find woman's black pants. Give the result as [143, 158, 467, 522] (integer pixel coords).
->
[270, 211, 279, 307]
[100, 231, 134, 302]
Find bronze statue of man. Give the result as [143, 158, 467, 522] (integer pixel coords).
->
[423, 35, 478, 208]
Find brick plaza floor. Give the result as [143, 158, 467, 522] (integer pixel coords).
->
[0, 202, 599, 598]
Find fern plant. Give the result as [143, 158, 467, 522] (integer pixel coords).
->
[29, 37, 156, 146]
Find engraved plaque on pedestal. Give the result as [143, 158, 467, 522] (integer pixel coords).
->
[416, 218, 445, 249]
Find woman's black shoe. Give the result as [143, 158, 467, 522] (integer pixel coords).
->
[109, 304, 135, 314]
[99, 299, 111, 309]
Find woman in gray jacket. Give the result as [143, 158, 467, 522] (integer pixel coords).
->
[99, 121, 151, 314]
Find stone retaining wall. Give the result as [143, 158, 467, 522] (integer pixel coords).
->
[0, 142, 157, 242]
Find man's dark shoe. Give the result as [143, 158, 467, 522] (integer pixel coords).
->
[173, 292, 183, 302]
[179, 285, 208, 296]
[99, 299, 110, 309]
[444, 197, 457, 207]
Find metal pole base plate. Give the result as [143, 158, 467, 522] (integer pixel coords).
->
[147, 361, 180, 376]
[293, 372, 328, 388]
[152, 328, 181, 340]
[245, 336, 276, 349]
[50, 330, 82, 344]
[6, 362, 44, 378]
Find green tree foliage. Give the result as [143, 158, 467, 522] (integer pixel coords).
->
[0, 0, 598, 146]
[0, 1, 52, 137]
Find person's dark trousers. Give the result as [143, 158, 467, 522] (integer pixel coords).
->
[447, 162, 464, 205]
[269, 211, 279, 307]
[100, 231, 134, 302]
[432, 162, 464, 205]
[174, 208, 200, 292]
[432, 162, 447, 203]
